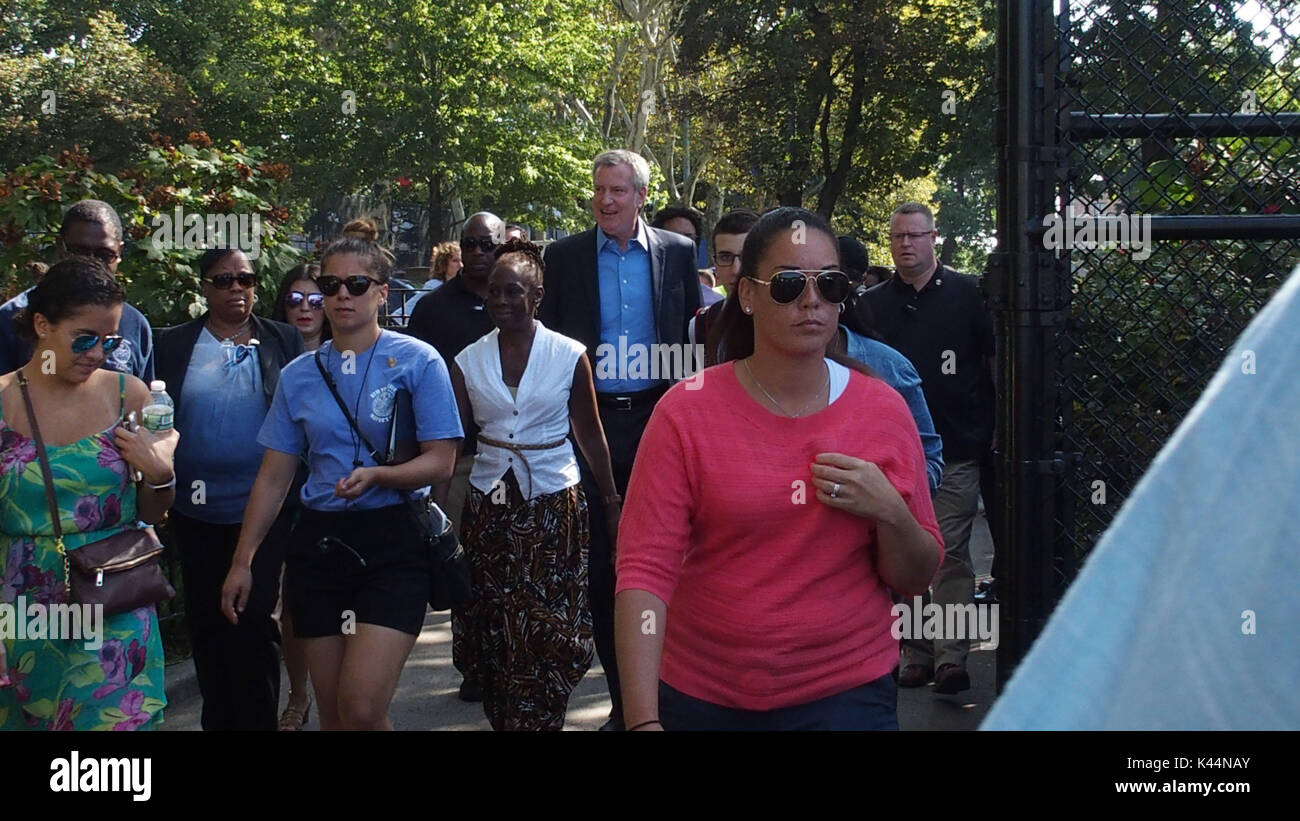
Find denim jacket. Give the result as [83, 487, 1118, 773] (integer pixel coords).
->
[841, 325, 944, 492]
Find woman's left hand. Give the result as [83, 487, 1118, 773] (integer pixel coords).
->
[811, 452, 907, 524]
[335, 466, 379, 500]
[113, 425, 179, 485]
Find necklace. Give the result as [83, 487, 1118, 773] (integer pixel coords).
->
[208, 316, 251, 344]
[742, 357, 829, 417]
[331, 333, 381, 469]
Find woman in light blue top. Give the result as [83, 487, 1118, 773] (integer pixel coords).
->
[221, 235, 463, 730]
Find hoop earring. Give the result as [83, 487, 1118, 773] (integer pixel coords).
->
[838, 302, 845, 314]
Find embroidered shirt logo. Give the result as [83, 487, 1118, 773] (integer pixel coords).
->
[109, 338, 134, 370]
[370, 383, 396, 423]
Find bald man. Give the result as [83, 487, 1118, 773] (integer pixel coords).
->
[404, 212, 504, 702]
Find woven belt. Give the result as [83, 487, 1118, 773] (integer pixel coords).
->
[476, 434, 568, 499]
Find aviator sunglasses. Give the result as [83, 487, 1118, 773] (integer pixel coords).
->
[285, 291, 325, 310]
[71, 333, 124, 355]
[746, 269, 852, 304]
[317, 275, 383, 297]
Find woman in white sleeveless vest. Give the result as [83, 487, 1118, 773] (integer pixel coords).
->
[450, 239, 621, 731]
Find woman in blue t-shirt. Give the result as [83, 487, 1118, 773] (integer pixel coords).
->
[221, 236, 463, 730]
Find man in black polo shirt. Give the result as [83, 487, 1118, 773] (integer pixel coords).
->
[850, 202, 996, 695]
[404, 211, 502, 702]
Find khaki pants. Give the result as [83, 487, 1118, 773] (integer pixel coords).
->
[901, 459, 979, 671]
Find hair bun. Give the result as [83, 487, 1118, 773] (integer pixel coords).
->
[341, 218, 380, 243]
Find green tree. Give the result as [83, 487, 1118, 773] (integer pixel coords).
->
[108, 0, 614, 244]
[0, 137, 304, 325]
[0, 10, 196, 172]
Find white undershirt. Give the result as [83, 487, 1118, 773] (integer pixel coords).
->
[828, 357, 849, 403]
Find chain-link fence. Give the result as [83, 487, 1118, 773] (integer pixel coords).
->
[993, 0, 1300, 675]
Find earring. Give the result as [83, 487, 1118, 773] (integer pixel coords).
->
[838, 302, 845, 313]
[743, 306, 752, 314]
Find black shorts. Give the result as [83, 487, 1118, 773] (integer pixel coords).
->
[285, 504, 429, 638]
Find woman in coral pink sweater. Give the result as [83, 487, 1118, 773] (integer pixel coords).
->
[614, 207, 944, 731]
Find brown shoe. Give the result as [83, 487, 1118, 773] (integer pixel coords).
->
[933, 664, 971, 694]
[898, 664, 934, 688]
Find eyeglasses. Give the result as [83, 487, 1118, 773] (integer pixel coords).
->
[318, 275, 383, 296]
[71, 333, 124, 355]
[713, 251, 741, 267]
[459, 237, 498, 253]
[205, 273, 257, 289]
[285, 291, 325, 310]
[746, 270, 852, 304]
[889, 231, 934, 242]
[62, 242, 120, 265]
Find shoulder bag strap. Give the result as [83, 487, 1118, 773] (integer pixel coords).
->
[16, 371, 71, 591]
[314, 349, 385, 465]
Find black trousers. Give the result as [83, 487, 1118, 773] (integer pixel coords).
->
[578, 395, 658, 728]
[172, 508, 293, 731]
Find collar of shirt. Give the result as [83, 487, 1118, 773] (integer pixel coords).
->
[890, 263, 945, 296]
[449, 274, 486, 308]
[596, 219, 649, 256]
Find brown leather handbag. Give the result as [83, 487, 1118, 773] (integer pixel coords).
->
[18, 372, 175, 616]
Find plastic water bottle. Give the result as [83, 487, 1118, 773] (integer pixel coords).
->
[141, 381, 174, 432]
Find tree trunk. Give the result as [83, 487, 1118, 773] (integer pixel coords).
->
[427, 172, 445, 245]
[816, 41, 868, 219]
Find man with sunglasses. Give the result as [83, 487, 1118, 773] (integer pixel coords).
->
[540, 149, 701, 730]
[403, 211, 504, 703]
[845, 201, 997, 696]
[0, 200, 155, 380]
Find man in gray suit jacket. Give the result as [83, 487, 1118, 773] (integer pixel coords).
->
[540, 149, 701, 730]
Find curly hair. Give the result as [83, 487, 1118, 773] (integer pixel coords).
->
[15, 257, 124, 340]
[491, 238, 545, 288]
[430, 241, 460, 281]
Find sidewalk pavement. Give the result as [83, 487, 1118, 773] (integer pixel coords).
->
[163, 513, 997, 731]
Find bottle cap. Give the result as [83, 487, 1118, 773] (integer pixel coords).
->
[150, 380, 166, 392]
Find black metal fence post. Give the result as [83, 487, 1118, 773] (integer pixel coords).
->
[990, 0, 1067, 688]
[993, 0, 1300, 687]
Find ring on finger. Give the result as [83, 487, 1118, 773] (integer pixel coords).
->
[830, 482, 841, 499]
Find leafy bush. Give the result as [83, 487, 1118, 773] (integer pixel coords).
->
[0, 135, 304, 326]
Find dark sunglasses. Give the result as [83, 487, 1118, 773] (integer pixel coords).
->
[285, 291, 325, 310]
[72, 333, 123, 355]
[747, 269, 852, 304]
[459, 237, 498, 253]
[205, 273, 257, 290]
[318, 275, 383, 297]
[63, 243, 120, 265]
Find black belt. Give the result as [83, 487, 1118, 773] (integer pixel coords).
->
[596, 384, 670, 412]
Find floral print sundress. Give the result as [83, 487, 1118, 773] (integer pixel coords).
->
[0, 373, 166, 730]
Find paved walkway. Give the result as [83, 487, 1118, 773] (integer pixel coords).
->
[163, 513, 996, 731]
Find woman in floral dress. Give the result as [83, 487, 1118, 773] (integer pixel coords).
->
[0, 258, 179, 730]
